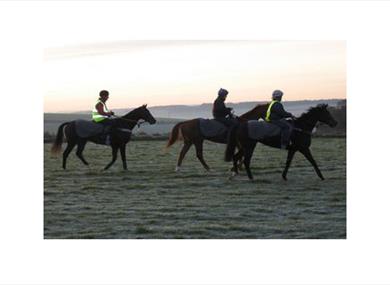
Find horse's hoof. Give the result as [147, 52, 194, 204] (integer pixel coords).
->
[175, 166, 181, 172]
[229, 171, 237, 180]
[282, 175, 287, 181]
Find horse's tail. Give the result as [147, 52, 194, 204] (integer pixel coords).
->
[225, 123, 240, 162]
[51, 122, 69, 156]
[166, 122, 183, 149]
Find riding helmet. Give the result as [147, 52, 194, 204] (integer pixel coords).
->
[218, 88, 229, 97]
[99, 90, 109, 97]
[272, 90, 283, 100]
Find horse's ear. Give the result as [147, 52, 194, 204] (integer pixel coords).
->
[143, 104, 147, 108]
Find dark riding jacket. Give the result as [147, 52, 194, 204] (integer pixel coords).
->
[213, 97, 232, 119]
[268, 101, 293, 121]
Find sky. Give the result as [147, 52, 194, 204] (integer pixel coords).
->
[44, 40, 345, 113]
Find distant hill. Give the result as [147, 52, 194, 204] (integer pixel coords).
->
[45, 99, 345, 136]
[78, 99, 341, 119]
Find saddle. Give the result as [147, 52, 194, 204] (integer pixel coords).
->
[74, 120, 110, 138]
[199, 119, 227, 138]
[247, 120, 283, 140]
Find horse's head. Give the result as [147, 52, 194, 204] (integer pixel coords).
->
[313, 104, 338, 127]
[137, 104, 157, 125]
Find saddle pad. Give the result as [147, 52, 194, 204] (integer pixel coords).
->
[75, 119, 105, 138]
[199, 119, 227, 138]
[247, 120, 281, 141]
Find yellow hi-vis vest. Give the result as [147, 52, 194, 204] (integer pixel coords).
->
[92, 100, 109, 122]
[265, 100, 278, 122]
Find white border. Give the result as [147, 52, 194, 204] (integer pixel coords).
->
[1, 1, 390, 284]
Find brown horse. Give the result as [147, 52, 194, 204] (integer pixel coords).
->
[225, 104, 338, 181]
[165, 104, 268, 171]
[51, 105, 156, 170]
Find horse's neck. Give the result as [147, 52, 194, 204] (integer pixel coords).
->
[240, 105, 266, 121]
[122, 110, 140, 121]
[296, 114, 317, 132]
[121, 111, 139, 129]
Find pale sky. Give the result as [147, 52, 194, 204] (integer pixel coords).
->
[44, 41, 345, 112]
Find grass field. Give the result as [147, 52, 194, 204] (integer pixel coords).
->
[44, 138, 346, 239]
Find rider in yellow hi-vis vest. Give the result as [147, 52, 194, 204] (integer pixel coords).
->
[264, 90, 294, 149]
[92, 90, 115, 125]
[92, 90, 115, 145]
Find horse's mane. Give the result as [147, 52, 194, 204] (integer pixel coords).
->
[255, 103, 268, 109]
[240, 103, 267, 118]
[298, 104, 328, 120]
[123, 104, 147, 117]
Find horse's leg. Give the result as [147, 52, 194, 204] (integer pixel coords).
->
[194, 140, 210, 171]
[176, 141, 192, 172]
[237, 157, 244, 171]
[119, 145, 127, 170]
[300, 148, 324, 180]
[75, 140, 89, 166]
[243, 142, 256, 181]
[104, 145, 119, 170]
[282, 148, 297, 180]
[62, 141, 76, 169]
[235, 147, 244, 171]
[231, 148, 243, 174]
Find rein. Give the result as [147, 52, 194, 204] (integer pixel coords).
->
[292, 120, 321, 135]
[112, 115, 146, 128]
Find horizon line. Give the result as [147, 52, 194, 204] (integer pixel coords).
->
[45, 98, 346, 114]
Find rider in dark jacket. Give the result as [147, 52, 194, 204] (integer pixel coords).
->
[265, 90, 294, 149]
[212, 88, 236, 128]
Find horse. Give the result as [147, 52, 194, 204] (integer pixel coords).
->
[225, 104, 338, 181]
[51, 104, 156, 170]
[165, 104, 268, 171]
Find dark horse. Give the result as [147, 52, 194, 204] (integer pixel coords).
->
[225, 104, 338, 180]
[165, 104, 268, 171]
[51, 105, 156, 170]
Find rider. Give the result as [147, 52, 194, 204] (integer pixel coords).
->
[265, 90, 294, 149]
[212, 88, 237, 128]
[92, 90, 115, 126]
[92, 90, 115, 144]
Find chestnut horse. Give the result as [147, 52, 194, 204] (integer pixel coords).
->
[166, 104, 268, 171]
